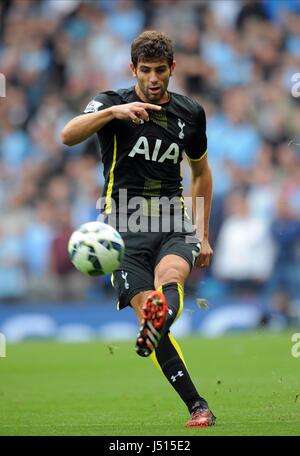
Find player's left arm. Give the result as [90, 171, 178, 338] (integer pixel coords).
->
[189, 155, 213, 268]
[185, 104, 213, 268]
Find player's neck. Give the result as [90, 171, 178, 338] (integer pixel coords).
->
[134, 84, 170, 105]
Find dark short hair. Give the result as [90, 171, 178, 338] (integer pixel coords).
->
[131, 30, 174, 67]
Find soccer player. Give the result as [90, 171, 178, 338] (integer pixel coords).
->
[61, 31, 215, 428]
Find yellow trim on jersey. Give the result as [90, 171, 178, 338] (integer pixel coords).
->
[111, 273, 121, 309]
[174, 282, 184, 322]
[180, 195, 191, 221]
[105, 134, 117, 214]
[180, 195, 184, 208]
[185, 149, 207, 162]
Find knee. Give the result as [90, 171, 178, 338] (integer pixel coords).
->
[155, 266, 183, 288]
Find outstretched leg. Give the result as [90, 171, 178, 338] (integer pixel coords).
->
[131, 255, 216, 427]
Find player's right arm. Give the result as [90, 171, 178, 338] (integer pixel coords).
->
[61, 102, 161, 146]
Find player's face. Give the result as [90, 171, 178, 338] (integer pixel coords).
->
[130, 59, 176, 104]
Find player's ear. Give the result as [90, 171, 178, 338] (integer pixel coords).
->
[130, 63, 137, 77]
[170, 60, 176, 76]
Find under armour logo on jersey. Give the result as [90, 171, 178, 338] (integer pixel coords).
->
[171, 371, 184, 383]
[168, 309, 173, 316]
[178, 119, 185, 139]
[121, 270, 129, 290]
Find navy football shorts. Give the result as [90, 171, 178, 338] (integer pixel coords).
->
[111, 215, 200, 309]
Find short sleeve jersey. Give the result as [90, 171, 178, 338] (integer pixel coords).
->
[82, 87, 207, 213]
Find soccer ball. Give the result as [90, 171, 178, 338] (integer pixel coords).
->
[68, 221, 125, 276]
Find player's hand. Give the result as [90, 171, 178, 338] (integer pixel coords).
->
[110, 102, 161, 123]
[195, 238, 213, 268]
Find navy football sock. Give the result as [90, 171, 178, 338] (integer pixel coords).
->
[158, 282, 183, 337]
[154, 332, 208, 414]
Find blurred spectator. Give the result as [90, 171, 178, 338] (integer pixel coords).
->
[0, 224, 27, 302]
[105, 0, 145, 43]
[247, 146, 278, 222]
[50, 205, 88, 301]
[212, 189, 276, 295]
[206, 86, 262, 199]
[270, 167, 300, 299]
[22, 199, 55, 301]
[23, 199, 55, 278]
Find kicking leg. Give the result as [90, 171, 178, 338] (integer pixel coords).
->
[131, 255, 190, 356]
[131, 285, 215, 427]
[153, 255, 216, 427]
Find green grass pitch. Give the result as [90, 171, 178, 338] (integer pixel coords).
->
[0, 331, 299, 436]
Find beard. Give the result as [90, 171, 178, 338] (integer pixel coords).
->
[146, 87, 163, 101]
[135, 73, 170, 103]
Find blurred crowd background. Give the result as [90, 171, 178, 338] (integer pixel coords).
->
[0, 0, 300, 328]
